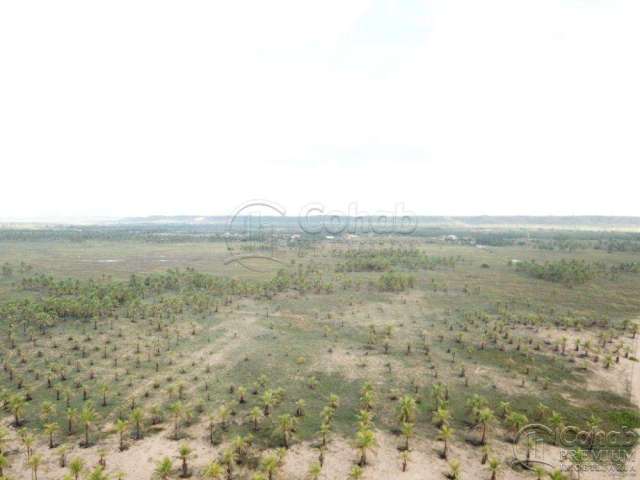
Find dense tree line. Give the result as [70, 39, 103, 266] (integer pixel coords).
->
[334, 248, 457, 272]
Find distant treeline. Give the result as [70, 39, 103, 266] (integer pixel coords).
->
[334, 248, 457, 272]
[3, 222, 640, 248]
[515, 259, 640, 286]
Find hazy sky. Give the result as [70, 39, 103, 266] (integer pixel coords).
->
[1, 0, 639, 219]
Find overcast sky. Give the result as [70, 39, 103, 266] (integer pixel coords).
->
[1, 0, 639, 219]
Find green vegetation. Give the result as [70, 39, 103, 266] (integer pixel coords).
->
[0, 223, 638, 479]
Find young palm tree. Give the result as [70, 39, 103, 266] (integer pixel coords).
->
[66, 407, 78, 434]
[86, 466, 109, 480]
[262, 390, 275, 416]
[477, 407, 495, 445]
[201, 461, 223, 480]
[99, 384, 109, 406]
[432, 407, 451, 428]
[400, 450, 410, 472]
[218, 404, 231, 431]
[168, 401, 184, 440]
[178, 443, 192, 478]
[438, 425, 453, 460]
[80, 402, 98, 447]
[21, 431, 35, 461]
[260, 453, 279, 480]
[448, 459, 461, 480]
[115, 419, 128, 451]
[221, 448, 238, 480]
[9, 394, 26, 426]
[69, 457, 85, 480]
[249, 406, 263, 431]
[398, 395, 417, 424]
[28, 453, 42, 480]
[307, 461, 322, 480]
[44, 422, 59, 448]
[40, 401, 57, 423]
[570, 447, 587, 479]
[488, 457, 500, 480]
[401, 422, 414, 451]
[355, 429, 377, 466]
[349, 465, 364, 480]
[505, 412, 528, 443]
[130, 408, 144, 440]
[237, 386, 247, 404]
[276, 414, 297, 449]
[155, 457, 173, 480]
[356, 410, 375, 431]
[295, 399, 306, 417]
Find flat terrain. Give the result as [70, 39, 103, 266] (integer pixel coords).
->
[0, 230, 639, 479]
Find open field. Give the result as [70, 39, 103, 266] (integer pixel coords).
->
[0, 225, 639, 480]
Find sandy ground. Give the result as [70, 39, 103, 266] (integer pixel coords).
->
[631, 329, 640, 478]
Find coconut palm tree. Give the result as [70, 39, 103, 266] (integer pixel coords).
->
[40, 401, 57, 423]
[86, 466, 110, 480]
[355, 429, 377, 466]
[570, 447, 587, 479]
[349, 466, 364, 479]
[168, 401, 184, 440]
[69, 457, 84, 480]
[44, 422, 59, 448]
[201, 461, 223, 480]
[276, 414, 297, 449]
[66, 407, 78, 434]
[21, 431, 35, 461]
[400, 450, 410, 472]
[115, 419, 128, 451]
[178, 443, 192, 477]
[401, 422, 414, 451]
[357, 410, 375, 431]
[99, 384, 109, 406]
[295, 399, 306, 417]
[477, 407, 495, 445]
[28, 453, 42, 480]
[505, 412, 528, 443]
[260, 453, 279, 480]
[155, 457, 173, 480]
[432, 407, 451, 428]
[448, 459, 461, 479]
[438, 425, 453, 460]
[9, 394, 26, 426]
[249, 406, 263, 431]
[488, 457, 500, 480]
[130, 408, 144, 440]
[218, 404, 231, 431]
[262, 390, 275, 416]
[307, 461, 322, 480]
[221, 448, 238, 480]
[398, 395, 417, 424]
[80, 402, 98, 447]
